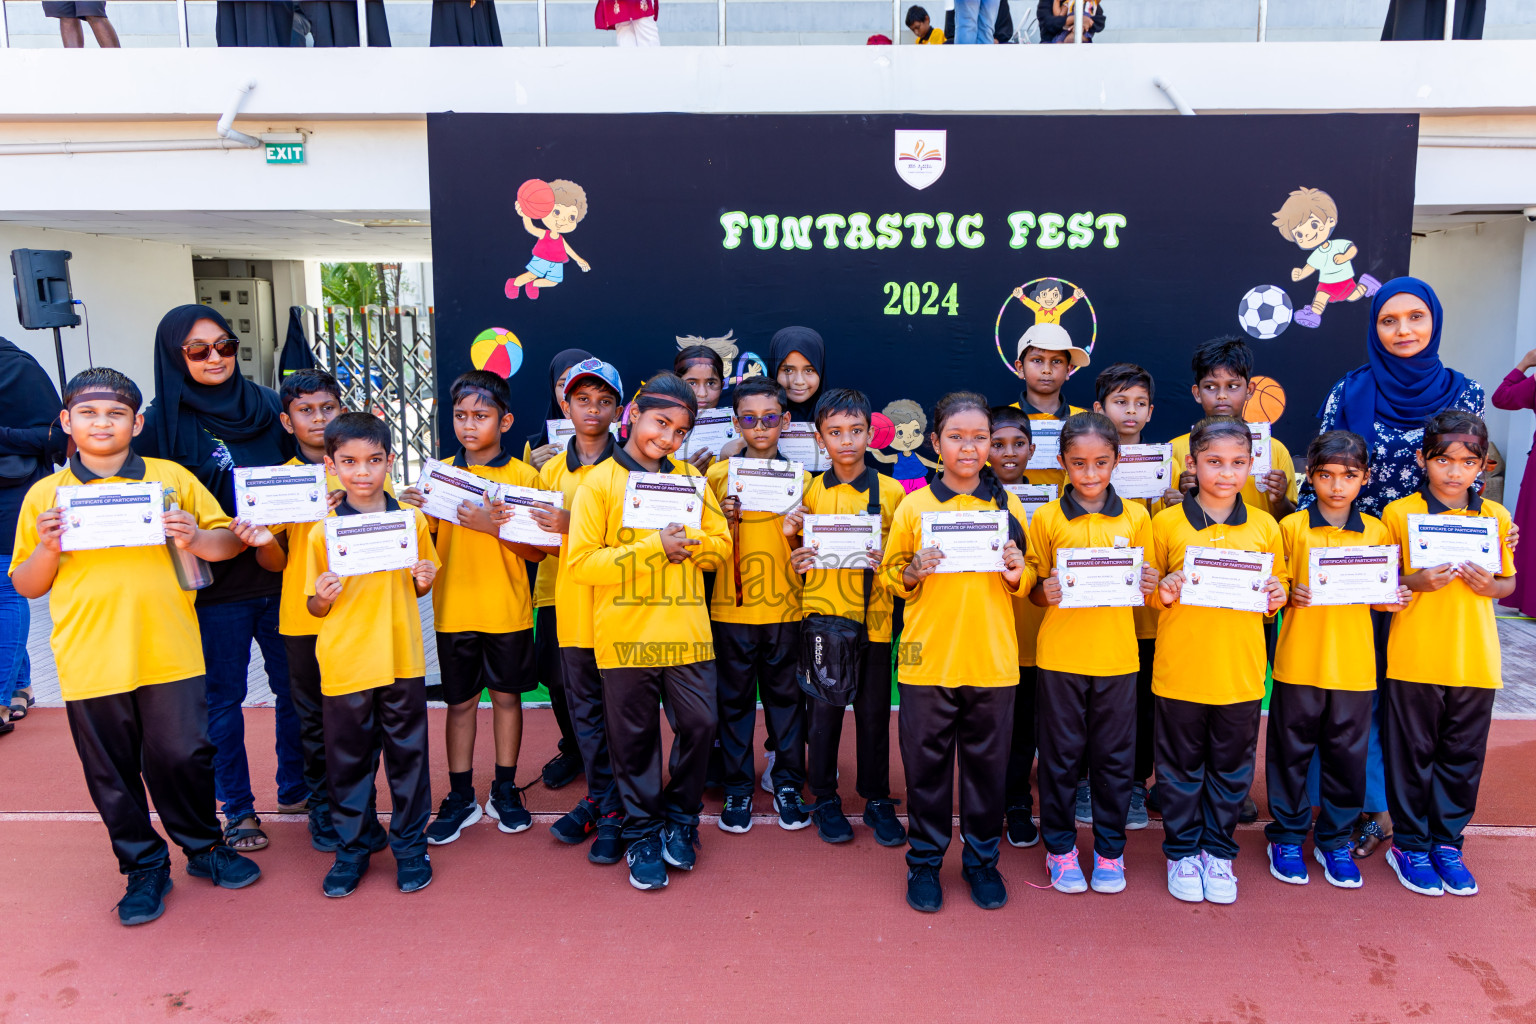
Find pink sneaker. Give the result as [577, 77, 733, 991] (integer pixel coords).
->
[526, 283, 540, 300]
[504, 279, 520, 300]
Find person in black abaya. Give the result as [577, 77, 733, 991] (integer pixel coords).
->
[0, 338, 66, 733]
[300, 0, 391, 45]
[137, 306, 302, 853]
[216, 1, 299, 46]
[431, 0, 503, 45]
[1382, 0, 1484, 39]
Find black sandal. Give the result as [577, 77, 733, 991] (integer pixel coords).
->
[223, 815, 270, 852]
[1352, 816, 1391, 859]
[9, 691, 33, 721]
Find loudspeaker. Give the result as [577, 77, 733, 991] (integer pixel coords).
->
[10, 249, 81, 330]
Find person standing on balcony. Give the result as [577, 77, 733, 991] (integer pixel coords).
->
[596, 0, 660, 47]
[299, 1, 391, 45]
[1037, 0, 1103, 42]
[216, 1, 301, 46]
[1382, 0, 1484, 40]
[41, 3, 120, 47]
[431, 0, 503, 45]
[138, 306, 303, 855]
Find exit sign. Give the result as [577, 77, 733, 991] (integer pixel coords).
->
[265, 142, 305, 165]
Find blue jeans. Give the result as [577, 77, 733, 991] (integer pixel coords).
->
[0, 572, 29, 710]
[1307, 690, 1386, 814]
[953, 0, 999, 43]
[198, 595, 305, 821]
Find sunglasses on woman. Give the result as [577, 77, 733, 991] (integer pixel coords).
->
[737, 412, 784, 429]
[183, 339, 240, 362]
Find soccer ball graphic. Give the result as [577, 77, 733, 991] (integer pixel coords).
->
[1238, 285, 1293, 340]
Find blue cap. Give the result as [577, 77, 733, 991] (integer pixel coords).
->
[563, 357, 623, 399]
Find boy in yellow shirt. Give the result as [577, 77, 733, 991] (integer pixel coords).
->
[1011, 322, 1090, 491]
[401, 371, 548, 845]
[10, 368, 262, 925]
[305, 413, 440, 898]
[707, 377, 812, 832]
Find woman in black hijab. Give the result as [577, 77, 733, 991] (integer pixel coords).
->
[768, 326, 826, 422]
[523, 347, 595, 470]
[0, 338, 65, 732]
[138, 306, 301, 852]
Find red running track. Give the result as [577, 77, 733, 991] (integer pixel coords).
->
[1, 708, 1534, 1022]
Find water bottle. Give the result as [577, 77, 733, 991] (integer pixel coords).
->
[163, 492, 214, 591]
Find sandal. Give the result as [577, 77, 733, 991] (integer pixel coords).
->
[9, 690, 33, 721]
[223, 815, 270, 852]
[1351, 813, 1392, 859]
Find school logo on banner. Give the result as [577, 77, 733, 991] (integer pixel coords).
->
[894, 130, 946, 190]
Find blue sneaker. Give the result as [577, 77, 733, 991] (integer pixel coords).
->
[1429, 845, 1478, 896]
[1314, 845, 1362, 888]
[1386, 847, 1444, 896]
[661, 823, 699, 871]
[1046, 850, 1088, 894]
[1090, 853, 1126, 894]
[1267, 842, 1309, 885]
[626, 833, 668, 891]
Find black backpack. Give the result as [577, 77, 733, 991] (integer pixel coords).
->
[797, 469, 882, 706]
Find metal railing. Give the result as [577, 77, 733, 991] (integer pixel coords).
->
[0, 0, 1506, 48]
[303, 304, 438, 484]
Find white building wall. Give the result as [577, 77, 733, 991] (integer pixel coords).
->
[0, 226, 194, 397]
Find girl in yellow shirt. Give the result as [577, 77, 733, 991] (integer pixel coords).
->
[1027, 412, 1157, 896]
[879, 392, 1031, 915]
[1149, 416, 1289, 906]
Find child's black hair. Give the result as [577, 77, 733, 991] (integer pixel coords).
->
[279, 368, 342, 413]
[1095, 361, 1155, 406]
[731, 375, 789, 414]
[813, 388, 871, 429]
[449, 369, 512, 416]
[1188, 415, 1252, 457]
[62, 366, 142, 413]
[904, 3, 928, 25]
[1190, 336, 1254, 384]
[1306, 430, 1370, 472]
[1421, 409, 1490, 460]
[674, 345, 724, 380]
[1030, 279, 1066, 301]
[324, 411, 392, 457]
[1060, 411, 1120, 458]
[634, 371, 698, 429]
[988, 403, 1033, 441]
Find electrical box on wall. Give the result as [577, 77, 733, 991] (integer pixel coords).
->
[194, 278, 276, 387]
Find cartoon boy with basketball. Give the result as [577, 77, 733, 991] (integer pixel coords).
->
[1272, 187, 1381, 328]
[506, 178, 591, 300]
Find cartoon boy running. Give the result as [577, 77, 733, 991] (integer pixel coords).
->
[1011, 279, 1085, 326]
[506, 178, 592, 300]
[1272, 187, 1381, 328]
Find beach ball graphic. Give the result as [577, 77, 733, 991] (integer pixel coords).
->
[470, 327, 523, 379]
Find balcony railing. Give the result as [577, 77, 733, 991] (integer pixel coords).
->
[0, 0, 1526, 49]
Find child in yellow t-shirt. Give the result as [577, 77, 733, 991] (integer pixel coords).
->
[304, 413, 439, 898]
[10, 368, 261, 925]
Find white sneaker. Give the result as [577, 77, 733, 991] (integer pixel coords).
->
[1198, 850, 1238, 904]
[759, 750, 777, 795]
[1167, 856, 1204, 902]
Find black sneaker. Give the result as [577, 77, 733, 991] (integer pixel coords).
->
[774, 787, 812, 831]
[1239, 793, 1259, 824]
[661, 823, 699, 871]
[1006, 806, 1039, 848]
[718, 794, 753, 834]
[812, 795, 854, 844]
[906, 865, 943, 913]
[863, 799, 908, 847]
[116, 866, 172, 926]
[486, 781, 532, 834]
[626, 833, 668, 890]
[551, 796, 600, 844]
[185, 845, 262, 890]
[589, 813, 625, 865]
[396, 854, 433, 894]
[541, 749, 583, 790]
[425, 789, 482, 845]
[962, 863, 1008, 910]
[309, 801, 342, 853]
[322, 856, 369, 898]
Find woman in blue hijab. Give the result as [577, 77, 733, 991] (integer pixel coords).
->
[1312, 276, 1485, 517]
[1304, 276, 1485, 860]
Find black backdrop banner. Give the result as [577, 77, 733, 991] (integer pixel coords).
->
[427, 112, 1418, 460]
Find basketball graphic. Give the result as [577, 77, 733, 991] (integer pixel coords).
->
[1242, 375, 1287, 424]
[470, 327, 524, 379]
[870, 411, 895, 450]
[516, 178, 556, 220]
